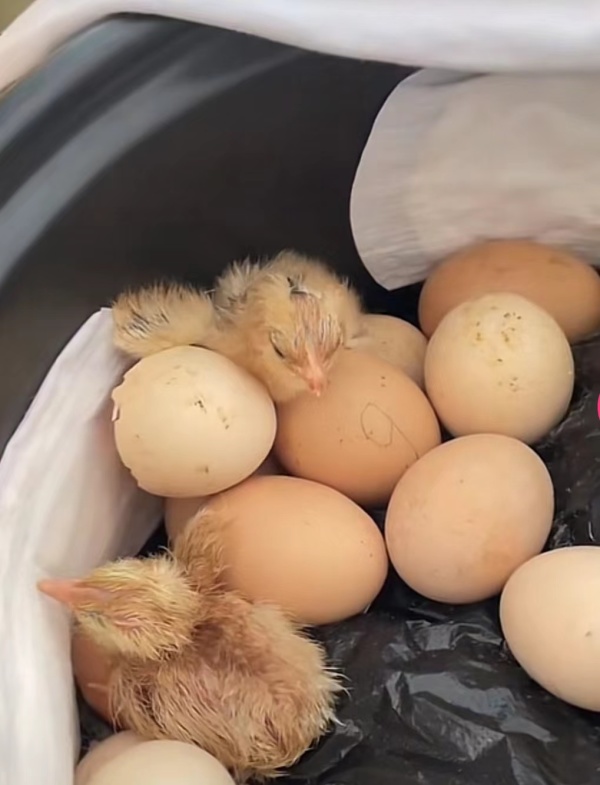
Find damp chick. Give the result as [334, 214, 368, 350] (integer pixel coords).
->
[37, 509, 342, 782]
[111, 251, 365, 402]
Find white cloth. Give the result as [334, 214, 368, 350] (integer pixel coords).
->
[351, 70, 600, 290]
[2, 0, 600, 94]
[0, 310, 162, 785]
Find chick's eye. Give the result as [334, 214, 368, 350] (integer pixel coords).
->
[270, 331, 286, 360]
[83, 610, 105, 623]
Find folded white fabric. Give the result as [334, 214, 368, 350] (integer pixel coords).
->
[351, 70, 600, 290]
[2, 0, 600, 94]
[0, 309, 162, 785]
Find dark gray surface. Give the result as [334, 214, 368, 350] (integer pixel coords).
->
[0, 14, 407, 455]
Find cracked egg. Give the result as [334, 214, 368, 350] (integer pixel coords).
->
[112, 346, 277, 497]
[274, 349, 441, 507]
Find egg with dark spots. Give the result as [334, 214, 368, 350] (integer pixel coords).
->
[112, 346, 276, 497]
[424, 293, 574, 443]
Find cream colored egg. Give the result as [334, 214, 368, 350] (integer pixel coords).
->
[165, 454, 284, 542]
[87, 740, 234, 785]
[76, 733, 143, 785]
[208, 475, 389, 625]
[424, 293, 574, 444]
[355, 314, 427, 387]
[276, 349, 441, 508]
[385, 434, 554, 604]
[500, 546, 600, 711]
[418, 239, 600, 341]
[112, 346, 276, 497]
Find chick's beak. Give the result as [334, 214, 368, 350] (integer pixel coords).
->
[301, 353, 328, 397]
[37, 578, 80, 606]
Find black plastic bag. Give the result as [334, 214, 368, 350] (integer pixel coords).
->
[81, 333, 600, 785]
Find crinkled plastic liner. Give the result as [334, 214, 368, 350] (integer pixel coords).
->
[73, 314, 600, 785]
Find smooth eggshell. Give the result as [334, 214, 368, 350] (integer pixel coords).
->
[76, 732, 143, 785]
[165, 495, 209, 542]
[424, 293, 574, 444]
[112, 346, 276, 497]
[165, 454, 284, 542]
[72, 629, 117, 725]
[208, 475, 389, 625]
[385, 434, 554, 604]
[275, 349, 441, 508]
[356, 314, 427, 387]
[418, 239, 600, 342]
[87, 740, 235, 785]
[500, 546, 600, 711]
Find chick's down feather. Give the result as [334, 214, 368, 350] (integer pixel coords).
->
[112, 282, 217, 358]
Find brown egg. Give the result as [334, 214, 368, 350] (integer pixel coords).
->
[419, 239, 600, 341]
[357, 314, 427, 387]
[208, 475, 389, 625]
[424, 293, 574, 444]
[500, 547, 600, 711]
[275, 349, 441, 508]
[112, 346, 277, 497]
[165, 496, 209, 542]
[72, 629, 117, 725]
[385, 434, 554, 604]
[165, 454, 284, 542]
[76, 732, 143, 785]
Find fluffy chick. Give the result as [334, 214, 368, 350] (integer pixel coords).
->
[112, 282, 217, 358]
[37, 509, 342, 782]
[111, 251, 365, 402]
[211, 251, 364, 402]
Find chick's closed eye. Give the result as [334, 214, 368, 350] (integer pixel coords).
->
[270, 332, 286, 360]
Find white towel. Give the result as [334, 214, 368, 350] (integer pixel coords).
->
[351, 70, 600, 290]
[2, 0, 600, 94]
[0, 311, 162, 785]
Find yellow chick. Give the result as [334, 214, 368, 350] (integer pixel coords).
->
[111, 251, 364, 402]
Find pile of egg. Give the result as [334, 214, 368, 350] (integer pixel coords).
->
[77, 239, 600, 783]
